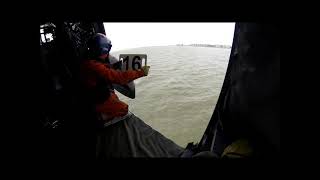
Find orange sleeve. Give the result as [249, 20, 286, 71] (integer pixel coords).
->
[87, 60, 145, 85]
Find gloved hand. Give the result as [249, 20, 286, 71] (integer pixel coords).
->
[141, 66, 150, 76]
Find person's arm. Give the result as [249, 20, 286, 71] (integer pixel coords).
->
[87, 60, 145, 85]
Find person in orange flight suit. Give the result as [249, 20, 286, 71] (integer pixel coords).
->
[80, 33, 150, 123]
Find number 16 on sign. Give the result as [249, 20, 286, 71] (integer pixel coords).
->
[119, 54, 147, 71]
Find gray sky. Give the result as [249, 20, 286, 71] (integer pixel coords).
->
[103, 23, 235, 52]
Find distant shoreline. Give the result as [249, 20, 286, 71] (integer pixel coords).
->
[176, 44, 231, 49]
[111, 44, 232, 53]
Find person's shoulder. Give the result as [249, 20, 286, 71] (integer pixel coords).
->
[80, 59, 99, 69]
[84, 59, 112, 70]
[83, 59, 101, 65]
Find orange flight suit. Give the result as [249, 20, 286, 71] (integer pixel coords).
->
[81, 59, 145, 121]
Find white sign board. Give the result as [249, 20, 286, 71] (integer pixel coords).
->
[119, 54, 147, 71]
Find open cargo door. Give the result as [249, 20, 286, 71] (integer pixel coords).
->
[195, 23, 280, 158]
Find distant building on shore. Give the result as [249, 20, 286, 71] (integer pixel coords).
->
[189, 44, 231, 48]
[176, 43, 231, 49]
